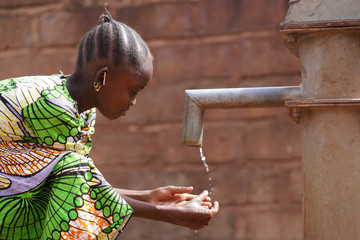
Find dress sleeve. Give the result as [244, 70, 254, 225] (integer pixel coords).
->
[21, 80, 96, 156]
[22, 96, 81, 148]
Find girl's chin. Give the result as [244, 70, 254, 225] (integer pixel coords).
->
[104, 111, 126, 120]
[120, 110, 127, 116]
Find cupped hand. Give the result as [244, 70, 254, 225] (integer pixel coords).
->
[164, 190, 220, 230]
[148, 185, 211, 207]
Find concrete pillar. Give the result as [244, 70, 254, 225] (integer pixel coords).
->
[300, 32, 360, 240]
[281, 0, 360, 238]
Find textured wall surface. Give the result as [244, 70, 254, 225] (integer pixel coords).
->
[0, 0, 302, 239]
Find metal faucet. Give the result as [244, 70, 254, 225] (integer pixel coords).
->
[182, 86, 301, 147]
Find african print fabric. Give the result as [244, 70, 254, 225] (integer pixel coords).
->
[0, 75, 133, 239]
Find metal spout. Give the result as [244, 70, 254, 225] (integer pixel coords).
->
[182, 86, 301, 147]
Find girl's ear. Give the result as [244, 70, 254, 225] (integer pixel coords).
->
[94, 66, 109, 91]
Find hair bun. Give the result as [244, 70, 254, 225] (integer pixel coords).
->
[99, 4, 113, 23]
[99, 14, 112, 23]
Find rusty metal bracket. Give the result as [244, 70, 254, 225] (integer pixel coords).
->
[286, 107, 301, 124]
[285, 98, 360, 123]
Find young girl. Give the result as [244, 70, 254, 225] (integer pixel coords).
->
[0, 11, 219, 240]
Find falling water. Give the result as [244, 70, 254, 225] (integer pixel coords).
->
[193, 148, 214, 235]
[199, 147, 214, 196]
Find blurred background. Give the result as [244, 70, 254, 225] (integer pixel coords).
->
[0, 0, 302, 239]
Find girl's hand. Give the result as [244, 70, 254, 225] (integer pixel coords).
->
[162, 190, 219, 230]
[121, 187, 219, 230]
[148, 185, 212, 208]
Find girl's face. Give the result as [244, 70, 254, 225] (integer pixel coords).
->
[96, 59, 153, 120]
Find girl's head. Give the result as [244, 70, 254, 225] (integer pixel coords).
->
[76, 11, 153, 70]
[74, 10, 153, 119]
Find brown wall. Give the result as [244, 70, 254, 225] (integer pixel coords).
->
[0, 0, 302, 239]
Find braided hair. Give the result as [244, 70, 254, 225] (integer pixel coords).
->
[76, 8, 152, 69]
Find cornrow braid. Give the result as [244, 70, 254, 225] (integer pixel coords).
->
[111, 21, 126, 65]
[85, 29, 95, 63]
[97, 22, 111, 59]
[76, 9, 151, 69]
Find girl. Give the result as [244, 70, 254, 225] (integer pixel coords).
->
[0, 10, 218, 240]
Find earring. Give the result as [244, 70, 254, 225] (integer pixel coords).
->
[94, 71, 107, 92]
[94, 81, 101, 91]
[103, 72, 106, 86]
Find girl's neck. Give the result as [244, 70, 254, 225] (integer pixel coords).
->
[66, 70, 95, 113]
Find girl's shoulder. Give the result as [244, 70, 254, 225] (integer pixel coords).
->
[0, 74, 65, 89]
[0, 74, 68, 101]
[1, 74, 77, 112]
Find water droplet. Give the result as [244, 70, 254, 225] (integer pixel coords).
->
[199, 147, 214, 196]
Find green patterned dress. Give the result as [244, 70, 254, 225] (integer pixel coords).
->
[0, 75, 133, 239]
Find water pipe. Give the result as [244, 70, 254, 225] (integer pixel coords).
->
[182, 86, 301, 147]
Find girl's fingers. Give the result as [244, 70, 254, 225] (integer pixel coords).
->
[180, 193, 197, 200]
[195, 190, 209, 202]
[201, 202, 212, 209]
[168, 186, 193, 195]
[210, 201, 219, 216]
[176, 195, 213, 205]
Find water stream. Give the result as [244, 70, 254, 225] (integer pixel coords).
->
[194, 148, 215, 235]
[199, 147, 214, 196]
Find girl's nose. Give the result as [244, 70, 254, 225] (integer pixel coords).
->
[130, 98, 136, 106]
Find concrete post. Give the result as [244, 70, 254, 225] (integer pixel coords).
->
[300, 32, 360, 240]
[281, 0, 360, 238]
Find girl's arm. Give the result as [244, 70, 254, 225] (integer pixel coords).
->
[115, 186, 219, 230]
[115, 185, 204, 204]
[120, 190, 219, 230]
[115, 188, 152, 202]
